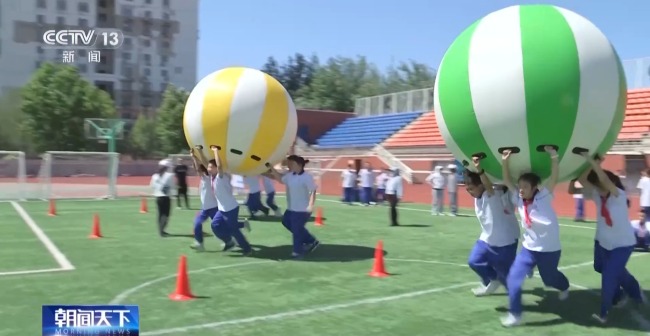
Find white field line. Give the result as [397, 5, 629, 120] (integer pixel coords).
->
[0, 268, 70, 277]
[5, 202, 75, 277]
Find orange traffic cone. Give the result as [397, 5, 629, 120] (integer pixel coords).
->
[48, 199, 57, 216]
[139, 197, 148, 214]
[89, 214, 102, 239]
[314, 207, 324, 226]
[369, 240, 389, 277]
[169, 255, 195, 301]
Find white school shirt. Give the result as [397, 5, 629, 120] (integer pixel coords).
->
[199, 175, 218, 210]
[213, 174, 239, 212]
[230, 174, 245, 189]
[359, 168, 374, 188]
[510, 188, 562, 252]
[150, 172, 175, 197]
[262, 176, 275, 193]
[426, 172, 445, 189]
[475, 189, 520, 247]
[591, 188, 636, 250]
[385, 176, 403, 198]
[573, 181, 583, 199]
[637, 176, 650, 207]
[341, 170, 357, 188]
[244, 175, 262, 193]
[375, 173, 388, 189]
[282, 172, 317, 212]
[447, 174, 457, 193]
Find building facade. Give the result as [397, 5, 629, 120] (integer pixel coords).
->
[0, 0, 198, 119]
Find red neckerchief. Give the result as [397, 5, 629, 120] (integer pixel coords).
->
[600, 193, 613, 227]
[522, 190, 539, 228]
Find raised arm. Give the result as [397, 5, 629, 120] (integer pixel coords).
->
[473, 156, 494, 196]
[194, 145, 209, 167]
[189, 147, 206, 176]
[210, 145, 225, 177]
[581, 151, 619, 196]
[544, 146, 559, 193]
[501, 150, 516, 191]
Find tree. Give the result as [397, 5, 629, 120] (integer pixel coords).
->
[21, 63, 116, 152]
[128, 113, 158, 159]
[261, 56, 282, 81]
[156, 84, 189, 154]
[0, 89, 30, 151]
[263, 53, 319, 100]
[383, 60, 437, 93]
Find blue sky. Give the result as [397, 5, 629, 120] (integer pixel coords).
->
[197, 0, 649, 79]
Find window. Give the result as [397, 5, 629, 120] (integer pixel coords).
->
[124, 37, 132, 47]
[99, 0, 106, 8]
[98, 13, 107, 24]
[121, 7, 133, 16]
[143, 68, 151, 76]
[161, 70, 168, 77]
[37, 0, 46, 9]
[163, 13, 170, 20]
[174, 66, 182, 74]
[78, 64, 87, 73]
[160, 83, 168, 91]
[142, 39, 150, 47]
[36, 15, 45, 24]
[122, 52, 131, 60]
[143, 54, 151, 65]
[145, 0, 152, 4]
[162, 41, 170, 49]
[160, 56, 168, 66]
[78, 18, 88, 27]
[36, 46, 43, 54]
[144, 11, 152, 18]
[123, 18, 133, 32]
[57, 16, 65, 25]
[56, 0, 66, 11]
[78, 2, 89, 12]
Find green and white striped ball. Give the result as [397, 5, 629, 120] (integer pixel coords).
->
[434, 5, 627, 183]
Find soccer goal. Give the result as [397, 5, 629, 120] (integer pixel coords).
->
[0, 151, 27, 200]
[38, 151, 120, 199]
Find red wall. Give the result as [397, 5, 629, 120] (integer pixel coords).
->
[297, 109, 355, 143]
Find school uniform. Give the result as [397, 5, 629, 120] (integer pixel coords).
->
[191, 175, 219, 247]
[637, 176, 650, 217]
[503, 188, 570, 326]
[150, 168, 175, 236]
[359, 168, 375, 205]
[468, 189, 520, 295]
[341, 169, 357, 204]
[591, 188, 644, 319]
[212, 174, 252, 254]
[281, 171, 320, 258]
[426, 169, 445, 215]
[447, 173, 458, 216]
[244, 175, 269, 218]
[631, 220, 650, 250]
[375, 173, 388, 204]
[384, 174, 403, 226]
[262, 176, 282, 216]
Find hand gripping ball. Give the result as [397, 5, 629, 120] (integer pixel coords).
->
[183, 67, 297, 175]
[434, 5, 627, 183]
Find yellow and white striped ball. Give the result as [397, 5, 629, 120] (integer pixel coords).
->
[183, 67, 297, 175]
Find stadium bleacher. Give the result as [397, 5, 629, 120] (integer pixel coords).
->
[382, 111, 442, 147]
[314, 111, 423, 148]
[619, 88, 650, 140]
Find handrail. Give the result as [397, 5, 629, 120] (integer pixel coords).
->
[372, 144, 414, 183]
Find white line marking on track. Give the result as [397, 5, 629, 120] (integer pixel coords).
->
[0, 268, 70, 277]
[385, 258, 468, 268]
[9, 201, 75, 271]
[139, 281, 478, 335]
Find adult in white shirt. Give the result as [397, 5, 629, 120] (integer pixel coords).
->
[447, 164, 458, 216]
[244, 175, 270, 218]
[341, 164, 357, 204]
[463, 157, 520, 297]
[425, 166, 446, 215]
[150, 159, 175, 237]
[187, 147, 219, 250]
[209, 146, 252, 256]
[358, 162, 375, 206]
[262, 175, 282, 216]
[384, 168, 403, 226]
[577, 152, 645, 323]
[500, 146, 570, 327]
[265, 155, 320, 259]
[374, 169, 390, 204]
[637, 169, 650, 217]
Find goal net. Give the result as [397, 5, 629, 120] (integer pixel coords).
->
[0, 151, 27, 200]
[38, 151, 119, 199]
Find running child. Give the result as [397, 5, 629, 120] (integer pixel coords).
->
[576, 151, 646, 323]
[463, 156, 520, 297]
[500, 146, 571, 327]
[209, 145, 253, 255]
[265, 155, 320, 259]
[188, 147, 224, 251]
[244, 175, 270, 219]
[262, 175, 282, 217]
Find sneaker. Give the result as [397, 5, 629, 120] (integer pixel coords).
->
[472, 281, 501, 297]
[591, 314, 607, 324]
[448, 213, 457, 217]
[273, 208, 282, 217]
[243, 219, 251, 233]
[500, 313, 522, 327]
[222, 239, 236, 252]
[558, 289, 570, 301]
[190, 241, 205, 252]
[305, 240, 320, 254]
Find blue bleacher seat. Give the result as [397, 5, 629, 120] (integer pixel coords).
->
[315, 111, 424, 148]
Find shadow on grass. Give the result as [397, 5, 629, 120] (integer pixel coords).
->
[494, 287, 650, 332]
[249, 216, 326, 223]
[234, 244, 386, 262]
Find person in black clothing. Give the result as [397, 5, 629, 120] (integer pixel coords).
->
[174, 158, 190, 209]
